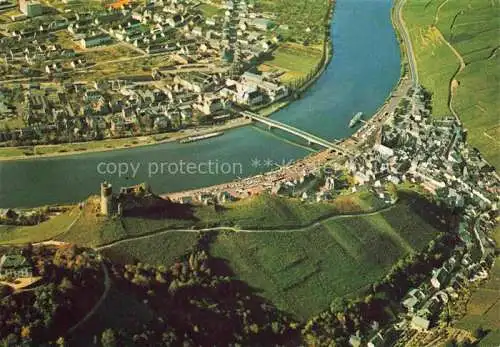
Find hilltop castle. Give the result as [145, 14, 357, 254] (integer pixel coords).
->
[100, 181, 154, 217]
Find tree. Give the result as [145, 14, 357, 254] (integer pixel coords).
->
[2, 333, 19, 347]
[101, 329, 117, 347]
[55, 337, 67, 347]
[249, 323, 259, 334]
[0, 285, 11, 299]
[439, 305, 452, 327]
[20, 326, 31, 340]
[459, 338, 473, 347]
[21, 243, 33, 258]
[473, 326, 487, 339]
[59, 277, 74, 293]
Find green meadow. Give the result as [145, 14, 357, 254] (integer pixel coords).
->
[0, 208, 79, 245]
[198, 3, 224, 18]
[99, 232, 200, 266]
[259, 44, 323, 83]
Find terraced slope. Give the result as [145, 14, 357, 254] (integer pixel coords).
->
[210, 194, 455, 320]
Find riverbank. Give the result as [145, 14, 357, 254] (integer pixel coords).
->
[163, 74, 412, 202]
[0, 118, 252, 162]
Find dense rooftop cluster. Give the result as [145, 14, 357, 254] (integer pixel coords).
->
[343, 86, 499, 345]
[0, 0, 292, 147]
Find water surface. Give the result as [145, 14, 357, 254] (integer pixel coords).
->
[0, 0, 401, 208]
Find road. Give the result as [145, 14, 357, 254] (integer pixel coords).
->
[395, 0, 419, 86]
[66, 262, 111, 335]
[396, 0, 463, 124]
[433, 25, 465, 124]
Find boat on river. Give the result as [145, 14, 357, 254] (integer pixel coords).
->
[349, 112, 364, 128]
[179, 132, 224, 144]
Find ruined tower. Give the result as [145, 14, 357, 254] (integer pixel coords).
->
[100, 182, 113, 216]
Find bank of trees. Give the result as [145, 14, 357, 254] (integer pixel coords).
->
[0, 245, 103, 346]
[98, 248, 300, 346]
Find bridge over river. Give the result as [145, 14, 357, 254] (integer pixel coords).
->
[242, 111, 354, 156]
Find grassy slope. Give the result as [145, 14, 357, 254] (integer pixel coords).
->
[403, 0, 500, 168]
[479, 330, 500, 347]
[0, 208, 79, 244]
[198, 3, 224, 17]
[58, 191, 387, 248]
[210, 195, 451, 320]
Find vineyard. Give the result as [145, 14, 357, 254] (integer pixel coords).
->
[100, 232, 200, 266]
[210, 194, 453, 320]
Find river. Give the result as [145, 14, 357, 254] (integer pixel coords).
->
[0, 0, 401, 208]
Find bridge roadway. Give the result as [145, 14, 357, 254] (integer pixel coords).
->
[242, 111, 354, 156]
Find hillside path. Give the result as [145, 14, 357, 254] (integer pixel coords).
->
[66, 262, 111, 335]
[95, 204, 398, 251]
[434, 26, 466, 123]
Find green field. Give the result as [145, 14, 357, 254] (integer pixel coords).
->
[0, 116, 24, 130]
[456, 260, 500, 340]
[479, 329, 500, 347]
[210, 196, 448, 320]
[34, 136, 156, 156]
[260, 44, 323, 83]
[0, 146, 34, 158]
[256, 0, 330, 44]
[0, 208, 79, 244]
[0, 136, 164, 159]
[403, 0, 500, 167]
[44, 0, 105, 12]
[198, 3, 224, 17]
[194, 190, 386, 229]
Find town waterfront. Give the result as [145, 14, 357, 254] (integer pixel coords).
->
[0, 0, 401, 208]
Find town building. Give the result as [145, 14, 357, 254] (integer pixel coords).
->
[80, 33, 112, 49]
[410, 315, 430, 331]
[19, 0, 43, 17]
[0, 254, 32, 279]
